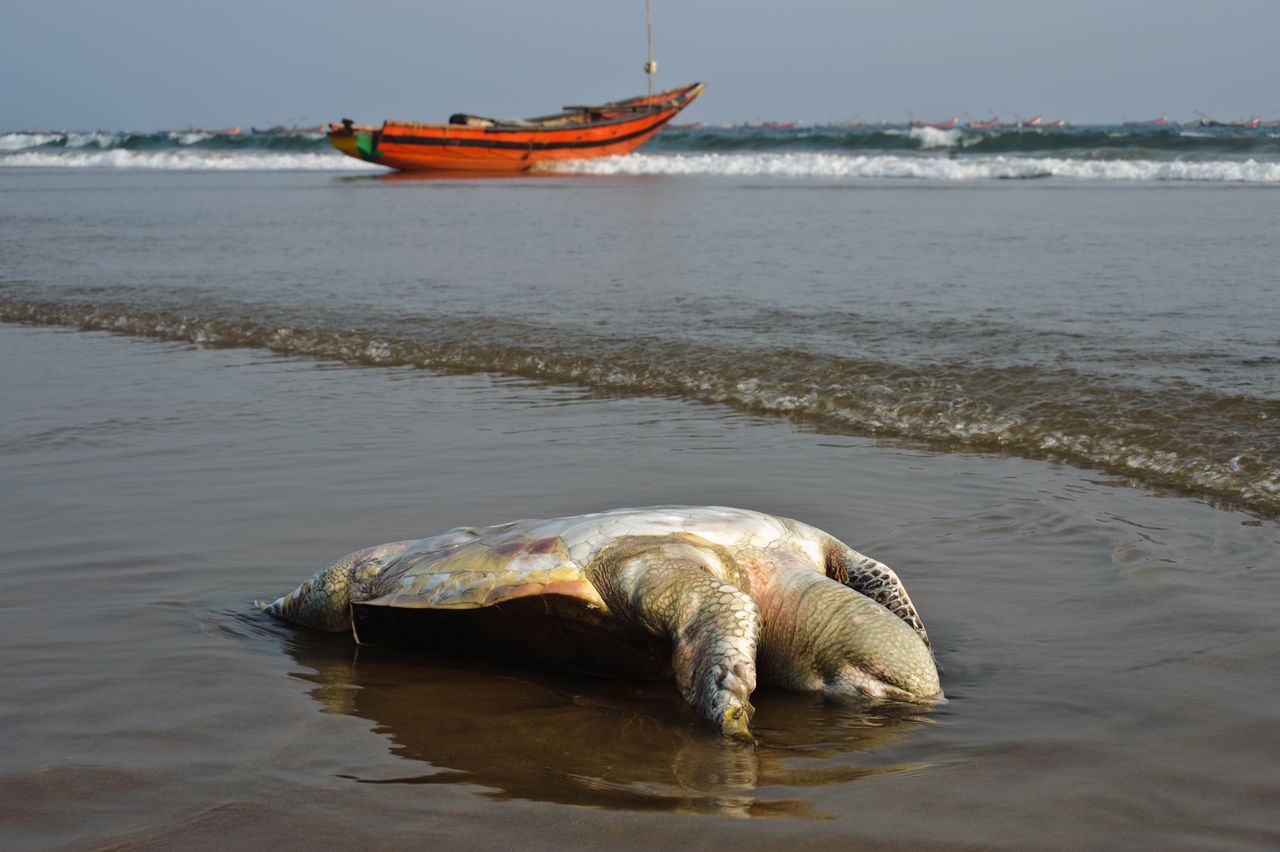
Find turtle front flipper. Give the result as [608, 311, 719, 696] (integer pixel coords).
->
[587, 537, 760, 742]
[825, 541, 931, 649]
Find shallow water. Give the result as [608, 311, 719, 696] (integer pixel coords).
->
[3, 325, 1278, 850]
[3, 170, 1278, 516]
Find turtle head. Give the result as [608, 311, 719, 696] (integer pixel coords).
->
[817, 589, 942, 704]
[758, 570, 942, 704]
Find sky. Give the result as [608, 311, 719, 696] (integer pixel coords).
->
[2, 0, 1278, 130]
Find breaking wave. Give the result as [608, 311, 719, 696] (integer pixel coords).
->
[4, 125, 1279, 181]
[3, 293, 1277, 517]
[0, 149, 377, 171]
[546, 153, 1280, 183]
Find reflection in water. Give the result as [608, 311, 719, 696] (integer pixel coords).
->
[264, 617, 934, 819]
[337, 170, 568, 184]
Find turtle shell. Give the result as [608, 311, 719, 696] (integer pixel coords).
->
[348, 506, 814, 676]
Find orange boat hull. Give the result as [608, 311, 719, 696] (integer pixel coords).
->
[329, 83, 704, 172]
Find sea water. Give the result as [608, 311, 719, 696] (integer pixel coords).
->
[2, 132, 1278, 848]
[2, 137, 1277, 515]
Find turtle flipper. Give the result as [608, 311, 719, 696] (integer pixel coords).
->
[587, 537, 760, 742]
[825, 541, 931, 648]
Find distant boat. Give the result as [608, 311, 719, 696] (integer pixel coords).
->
[1043, 119, 1070, 129]
[1130, 115, 1170, 127]
[967, 116, 1000, 129]
[1190, 116, 1260, 129]
[328, 82, 704, 172]
[909, 117, 958, 130]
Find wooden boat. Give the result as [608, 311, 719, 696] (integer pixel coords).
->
[327, 82, 704, 172]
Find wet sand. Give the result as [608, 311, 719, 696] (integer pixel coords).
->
[3, 324, 1277, 850]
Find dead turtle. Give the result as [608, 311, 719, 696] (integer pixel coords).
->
[261, 506, 941, 740]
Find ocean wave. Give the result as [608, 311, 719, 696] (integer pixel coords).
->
[0, 133, 63, 151]
[8, 124, 1278, 158]
[0, 149, 377, 171]
[547, 153, 1280, 183]
[10, 144, 1273, 180]
[5, 124, 1280, 176]
[909, 127, 962, 149]
[0, 130, 333, 154]
[651, 125, 1280, 157]
[3, 293, 1277, 517]
[64, 132, 121, 148]
[168, 131, 213, 146]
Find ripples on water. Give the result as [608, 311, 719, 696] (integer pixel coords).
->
[3, 294, 1276, 517]
[2, 162, 1277, 516]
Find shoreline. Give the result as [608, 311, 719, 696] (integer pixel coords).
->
[3, 301, 1276, 521]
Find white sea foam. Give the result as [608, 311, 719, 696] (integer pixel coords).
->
[169, 131, 212, 146]
[0, 150, 378, 171]
[908, 126, 961, 148]
[4, 147, 1277, 182]
[547, 153, 1280, 183]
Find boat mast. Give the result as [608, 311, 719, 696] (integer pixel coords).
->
[644, 0, 656, 97]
